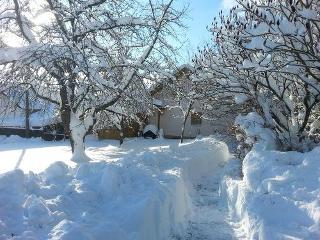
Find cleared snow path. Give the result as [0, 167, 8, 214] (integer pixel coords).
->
[181, 176, 236, 240]
[181, 135, 239, 240]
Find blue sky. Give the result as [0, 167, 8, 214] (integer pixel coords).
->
[176, 0, 235, 62]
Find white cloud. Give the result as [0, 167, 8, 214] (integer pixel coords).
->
[222, 0, 237, 9]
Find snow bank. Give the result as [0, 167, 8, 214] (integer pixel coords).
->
[224, 148, 320, 239]
[223, 113, 320, 239]
[0, 137, 229, 239]
[178, 138, 230, 182]
[0, 161, 188, 240]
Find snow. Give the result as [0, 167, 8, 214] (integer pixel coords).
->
[299, 9, 318, 20]
[235, 112, 276, 151]
[234, 94, 248, 104]
[0, 47, 28, 64]
[248, 22, 270, 35]
[182, 163, 237, 240]
[241, 59, 260, 69]
[245, 36, 265, 51]
[0, 136, 75, 174]
[224, 113, 320, 240]
[2, 119, 318, 240]
[143, 124, 158, 135]
[153, 98, 165, 107]
[69, 111, 93, 163]
[224, 147, 320, 240]
[0, 136, 231, 240]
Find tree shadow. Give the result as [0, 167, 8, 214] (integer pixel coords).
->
[14, 148, 27, 170]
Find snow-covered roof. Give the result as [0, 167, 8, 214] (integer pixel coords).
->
[153, 98, 166, 108]
[143, 124, 158, 134]
[0, 111, 58, 128]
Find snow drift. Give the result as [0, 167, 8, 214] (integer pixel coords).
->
[0, 137, 230, 240]
[223, 113, 320, 239]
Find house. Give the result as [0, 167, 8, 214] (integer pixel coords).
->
[0, 92, 63, 139]
[96, 117, 143, 140]
[148, 66, 229, 139]
[148, 101, 216, 139]
[97, 65, 233, 140]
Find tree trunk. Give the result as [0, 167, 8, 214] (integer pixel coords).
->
[180, 101, 193, 144]
[60, 106, 72, 147]
[25, 91, 31, 138]
[59, 85, 72, 147]
[70, 111, 92, 163]
[119, 117, 125, 145]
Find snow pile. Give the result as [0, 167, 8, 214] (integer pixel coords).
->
[0, 161, 188, 240]
[0, 137, 229, 240]
[178, 138, 230, 182]
[223, 113, 320, 239]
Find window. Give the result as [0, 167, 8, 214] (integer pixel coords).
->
[191, 112, 202, 125]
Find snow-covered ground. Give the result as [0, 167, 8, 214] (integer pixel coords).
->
[0, 135, 235, 240]
[182, 173, 237, 240]
[2, 130, 318, 240]
[0, 136, 75, 174]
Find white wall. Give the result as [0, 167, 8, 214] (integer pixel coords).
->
[149, 101, 228, 138]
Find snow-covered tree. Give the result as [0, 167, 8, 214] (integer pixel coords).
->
[195, 0, 320, 151]
[0, 0, 186, 162]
